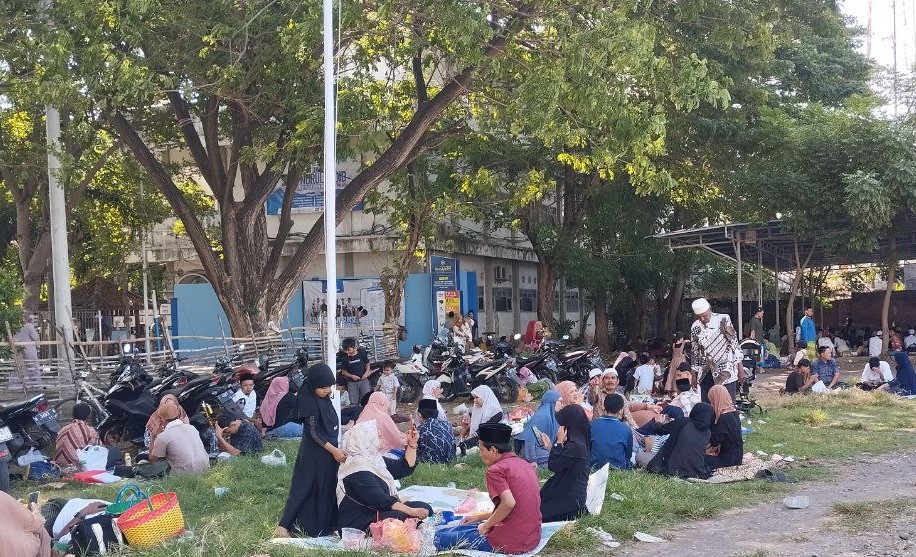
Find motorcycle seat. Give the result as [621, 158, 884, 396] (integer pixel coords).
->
[108, 397, 157, 417]
[0, 395, 44, 415]
[515, 354, 541, 366]
[470, 360, 502, 372]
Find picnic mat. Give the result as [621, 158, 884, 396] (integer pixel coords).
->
[268, 521, 572, 556]
[397, 485, 494, 514]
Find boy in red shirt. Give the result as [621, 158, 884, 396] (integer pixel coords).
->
[435, 423, 542, 553]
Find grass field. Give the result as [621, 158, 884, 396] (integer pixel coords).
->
[13, 388, 916, 557]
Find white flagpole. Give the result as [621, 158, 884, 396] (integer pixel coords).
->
[323, 0, 341, 431]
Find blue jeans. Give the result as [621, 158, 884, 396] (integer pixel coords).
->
[270, 422, 304, 438]
[435, 524, 493, 552]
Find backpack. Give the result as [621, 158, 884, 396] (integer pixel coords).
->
[68, 514, 125, 556]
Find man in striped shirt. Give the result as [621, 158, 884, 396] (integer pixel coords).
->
[689, 298, 744, 403]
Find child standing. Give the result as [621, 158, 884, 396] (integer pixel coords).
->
[377, 361, 400, 415]
[435, 423, 542, 554]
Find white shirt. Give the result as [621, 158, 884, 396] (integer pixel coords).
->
[868, 336, 883, 358]
[690, 313, 741, 385]
[905, 335, 916, 349]
[633, 364, 655, 393]
[233, 389, 257, 418]
[835, 338, 850, 354]
[817, 337, 836, 357]
[861, 361, 893, 383]
[53, 498, 110, 543]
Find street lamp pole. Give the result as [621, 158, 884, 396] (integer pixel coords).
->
[323, 0, 340, 427]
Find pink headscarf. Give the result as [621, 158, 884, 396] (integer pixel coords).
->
[260, 377, 290, 427]
[356, 392, 406, 453]
[555, 381, 579, 408]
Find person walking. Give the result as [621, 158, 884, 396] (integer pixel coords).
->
[689, 298, 743, 403]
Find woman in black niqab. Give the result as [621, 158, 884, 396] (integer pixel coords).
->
[646, 402, 713, 480]
[539, 404, 592, 522]
[276, 363, 344, 537]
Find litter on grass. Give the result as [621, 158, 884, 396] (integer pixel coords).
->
[634, 532, 666, 543]
[586, 527, 620, 548]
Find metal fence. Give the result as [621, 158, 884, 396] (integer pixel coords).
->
[0, 324, 400, 405]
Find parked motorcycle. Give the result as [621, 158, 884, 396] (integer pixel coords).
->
[435, 345, 518, 403]
[252, 347, 311, 401]
[0, 394, 60, 461]
[96, 345, 159, 446]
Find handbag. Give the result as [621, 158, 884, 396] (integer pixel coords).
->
[27, 460, 61, 481]
[68, 514, 125, 556]
[115, 486, 185, 547]
[107, 484, 148, 516]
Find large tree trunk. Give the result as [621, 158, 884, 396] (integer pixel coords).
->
[594, 290, 610, 353]
[882, 239, 897, 356]
[536, 258, 557, 327]
[655, 269, 687, 339]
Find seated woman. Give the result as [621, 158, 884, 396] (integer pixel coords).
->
[262, 377, 303, 438]
[885, 351, 916, 396]
[421, 380, 447, 421]
[644, 402, 714, 479]
[0, 490, 51, 557]
[516, 390, 560, 467]
[337, 420, 433, 532]
[705, 385, 743, 470]
[356, 392, 406, 453]
[459, 385, 504, 454]
[555, 380, 592, 419]
[538, 404, 591, 522]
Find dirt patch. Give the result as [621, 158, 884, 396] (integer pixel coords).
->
[616, 452, 916, 557]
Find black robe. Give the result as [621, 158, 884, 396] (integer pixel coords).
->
[272, 392, 297, 429]
[647, 402, 713, 480]
[706, 411, 743, 470]
[279, 364, 340, 536]
[540, 404, 591, 522]
[338, 456, 432, 532]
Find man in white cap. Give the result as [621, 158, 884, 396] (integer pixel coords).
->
[580, 368, 605, 407]
[868, 329, 884, 358]
[689, 298, 743, 402]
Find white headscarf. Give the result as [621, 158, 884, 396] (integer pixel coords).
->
[336, 420, 397, 505]
[422, 380, 447, 420]
[469, 385, 503, 437]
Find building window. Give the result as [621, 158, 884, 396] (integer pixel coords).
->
[493, 288, 512, 312]
[565, 291, 580, 313]
[478, 296, 485, 312]
[520, 289, 537, 312]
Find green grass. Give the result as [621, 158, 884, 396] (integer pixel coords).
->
[13, 389, 916, 556]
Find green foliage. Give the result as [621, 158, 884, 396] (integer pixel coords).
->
[0, 248, 24, 329]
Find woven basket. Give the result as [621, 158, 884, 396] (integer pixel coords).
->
[115, 488, 185, 547]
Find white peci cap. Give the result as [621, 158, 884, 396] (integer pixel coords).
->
[692, 298, 711, 315]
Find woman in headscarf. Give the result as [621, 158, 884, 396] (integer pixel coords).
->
[459, 385, 504, 454]
[515, 390, 561, 467]
[145, 394, 189, 452]
[0, 490, 51, 557]
[337, 421, 433, 532]
[422, 379, 447, 421]
[555, 380, 592, 419]
[645, 402, 713, 479]
[356, 392, 407, 453]
[887, 351, 916, 396]
[538, 404, 591, 522]
[276, 363, 345, 538]
[705, 385, 743, 470]
[262, 377, 302, 438]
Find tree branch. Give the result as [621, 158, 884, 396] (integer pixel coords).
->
[262, 165, 303, 288]
[202, 95, 228, 194]
[167, 91, 218, 194]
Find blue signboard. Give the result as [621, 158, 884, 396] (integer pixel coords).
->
[430, 256, 459, 291]
[265, 164, 362, 215]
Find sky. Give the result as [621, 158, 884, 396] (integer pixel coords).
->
[844, 0, 916, 73]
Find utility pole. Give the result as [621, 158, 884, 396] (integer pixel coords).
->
[894, 0, 900, 116]
[46, 106, 75, 369]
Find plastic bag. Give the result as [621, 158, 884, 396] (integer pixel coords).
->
[370, 518, 420, 554]
[260, 449, 287, 467]
[17, 448, 48, 466]
[77, 445, 110, 470]
[811, 380, 828, 394]
[586, 464, 609, 515]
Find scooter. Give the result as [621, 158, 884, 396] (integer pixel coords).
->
[0, 394, 61, 460]
[96, 345, 159, 446]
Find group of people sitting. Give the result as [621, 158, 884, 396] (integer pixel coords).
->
[786, 347, 916, 397]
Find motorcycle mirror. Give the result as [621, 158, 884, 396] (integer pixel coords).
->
[122, 343, 132, 355]
[237, 343, 247, 352]
[512, 333, 522, 341]
[562, 335, 571, 340]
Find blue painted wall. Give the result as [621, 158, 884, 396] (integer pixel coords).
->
[460, 271, 478, 318]
[401, 273, 433, 356]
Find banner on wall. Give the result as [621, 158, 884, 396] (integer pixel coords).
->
[266, 164, 363, 215]
[430, 256, 461, 330]
[302, 278, 397, 327]
[435, 291, 461, 328]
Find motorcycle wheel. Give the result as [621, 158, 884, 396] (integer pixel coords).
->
[491, 374, 519, 404]
[398, 375, 423, 403]
[532, 367, 557, 385]
[23, 422, 56, 452]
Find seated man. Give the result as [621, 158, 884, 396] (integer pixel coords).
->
[669, 373, 700, 416]
[233, 374, 258, 419]
[632, 354, 656, 394]
[810, 345, 840, 390]
[416, 399, 456, 464]
[54, 403, 121, 470]
[148, 401, 211, 474]
[590, 394, 633, 470]
[785, 359, 816, 394]
[435, 423, 542, 554]
[215, 411, 263, 456]
[860, 356, 893, 389]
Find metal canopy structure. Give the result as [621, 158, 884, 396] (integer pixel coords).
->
[654, 217, 916, 339]
[655, 218, 916, 273]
